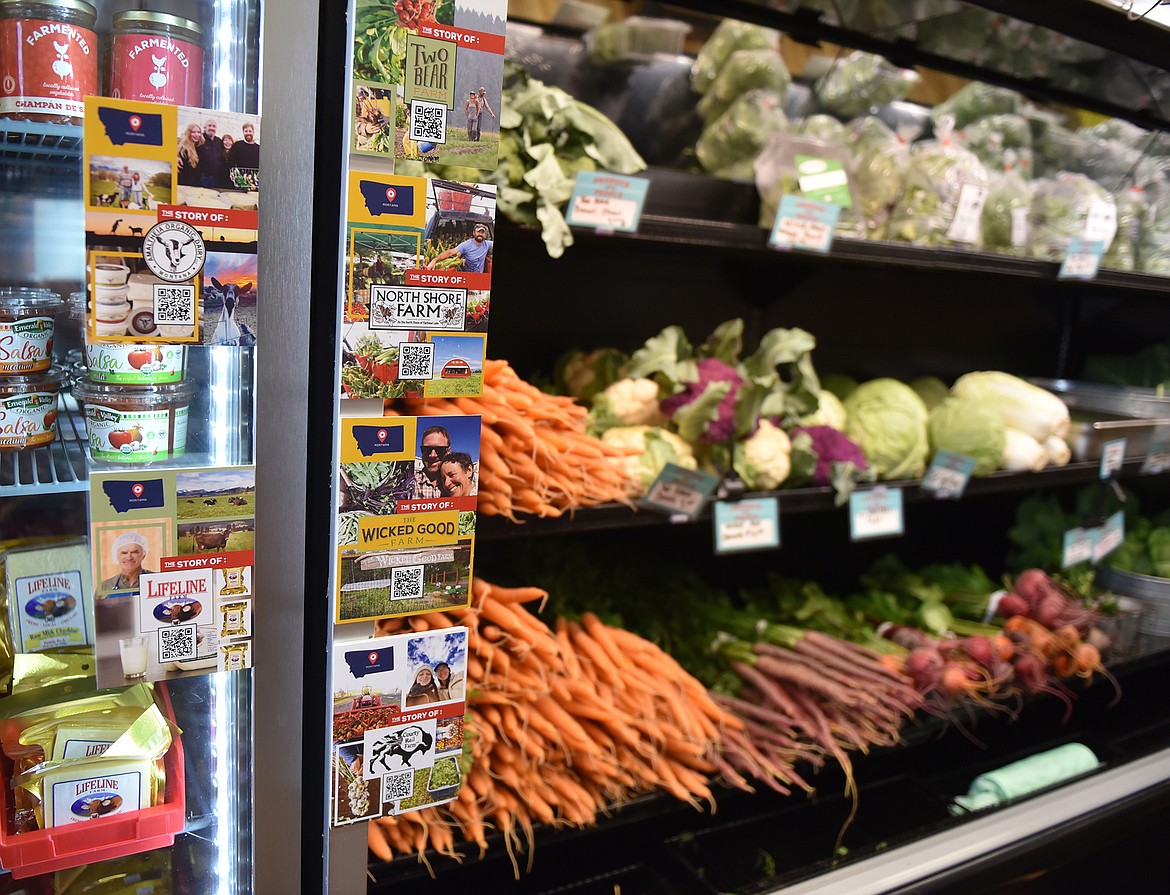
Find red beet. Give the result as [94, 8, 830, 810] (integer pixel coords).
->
[1014, 568, 1053, 607]
[997, 592, 1030, 619]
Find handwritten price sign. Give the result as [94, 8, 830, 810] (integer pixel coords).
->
[849, 487, 904, 541]
[768, 195, 840, 254]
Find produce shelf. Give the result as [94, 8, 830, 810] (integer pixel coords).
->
[477, 457, 1152, 540]
[0, 395, 88, 496]
[652, 0, 1170, 132]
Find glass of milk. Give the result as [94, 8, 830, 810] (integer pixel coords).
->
[119, 635, 149, 679]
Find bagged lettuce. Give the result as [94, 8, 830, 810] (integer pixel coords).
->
[982, 155, 1033, 256]
[1028, 173, 1116, 262]
[754, 134, 864, 236]
[697, 49, 790, 124]
[1103, 187, 1148, 272]
[887, 118, 991, 248]
[1139, 197, 1170, 276]
[691, 19, 780, 96]
[791, 114, 849, 147]
[957, 114, 1033, 174]
[696, 89, 788, 180]
[931, 82, 1023, 130]
[848, 116, 910, 239]
[814, 51, 919, 120]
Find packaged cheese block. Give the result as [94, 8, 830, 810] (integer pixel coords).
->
[2, 539, 94, 655]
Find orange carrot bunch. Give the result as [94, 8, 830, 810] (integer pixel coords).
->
[366, 577, 743, 875]
[394, 359, 640, 520]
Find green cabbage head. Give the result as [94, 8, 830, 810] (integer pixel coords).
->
[843, 378, 930, 480]
[927, 398, 1006, 477]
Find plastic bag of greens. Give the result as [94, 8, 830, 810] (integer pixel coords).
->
[1032, 123, 1090, 178]
[957, 114, 1032, 173]
[696, 89, 788, 179]
[754, 134, 864, 237]
[1102, 187, 1148, 271]
[931, 82, 1023, 130]
[814, 51, 919, 120]
[697, 48, 790, 124]
[848, 116, 910, 239]
[887, 118, 991, 247]
[691, 19, 780, 96]
[1081, 118, 1150, 150]
[982, 153, 1033, 256]
[916, 5, 996, 65]
[1139, 197, 1170, 276]
[791, 114, 849, 147]
[1028, 173, 1117, 262]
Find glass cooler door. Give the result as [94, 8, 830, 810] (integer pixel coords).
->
[0, 0, 275, 891]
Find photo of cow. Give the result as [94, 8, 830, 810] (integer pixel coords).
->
[176, 468, 256, 521]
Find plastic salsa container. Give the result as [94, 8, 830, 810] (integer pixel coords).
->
[84, 343, 186, 384]
[0, 288, 63, 374]
[0, 366, 65, 451]
[72, 377, 194, 464]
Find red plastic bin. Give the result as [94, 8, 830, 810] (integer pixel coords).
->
[0, 684, 186, 878]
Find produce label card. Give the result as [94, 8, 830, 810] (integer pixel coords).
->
[1092, 510, 1125, 564]
[849, 487, 904, 541]
[1099, 438, 1127, 478]
[336, 415, 479, 623]
[331, 627, 468, 824]
[769, 195, 840, 254]
[1141, 428, 1170, 475]
[1062, 526, 1095, 568]
[921, 450, 976, 500]
[83, 98, 260, 346]
[713, 498, 780, 554]
[1059, 237, 1104, 281]
[342, 170, 493, 399]
[89, 466, 256, 686]
[351, 0, 507, 172]
[565, 172, 650, 233]
[641, 464, 720, 519]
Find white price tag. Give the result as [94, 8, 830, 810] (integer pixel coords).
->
[1084, 198, 1118, 249]
[1092, 511, 1125, 563]
[849, 487, 904, 541]
[1010, 206, 1029, 248]
[1099, 438, 1127, 479]
[946, 183, 988, 244]
[1062, 527, 1095, 567]
[714, 498, 780, 554]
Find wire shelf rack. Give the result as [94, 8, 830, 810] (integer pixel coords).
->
[0, 394, 88, 495]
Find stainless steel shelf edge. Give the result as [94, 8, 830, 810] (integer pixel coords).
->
[773, 748, 1170, 895]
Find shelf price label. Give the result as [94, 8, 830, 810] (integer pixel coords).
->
[921, 450, 976, 500]
[1141, 427, 1170, 475]
[849, 486, 904, 541]
[713, 497, 780, 554]
[1059, 237, 1105, 280]
[1092, 511, 1126, 564]
[1061, 526, 1095, 567]
[641, 464, 720, 520]
[946, 182, 989, 245]
[1099, 438, 1127, 479]
[565, 172, 649, 234]
[768, 195, 840, 254]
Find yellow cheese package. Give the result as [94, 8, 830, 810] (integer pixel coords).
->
[12, 704, 173, 829]
[2, 539, 94, 656]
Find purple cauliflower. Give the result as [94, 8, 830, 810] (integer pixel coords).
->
[660, 358, 745, 443]
[792, 425, 868, 485]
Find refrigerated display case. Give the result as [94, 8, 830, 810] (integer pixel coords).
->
[0, 0, 314, 891]
[277, 1, 1170, 893]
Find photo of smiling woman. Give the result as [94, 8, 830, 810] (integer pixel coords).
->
[409, 416, 481, 502]
[438, 451, 476, 498]
[404, 665, 440, 707]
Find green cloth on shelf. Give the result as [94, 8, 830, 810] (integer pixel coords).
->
[949, 743, 1100, 815]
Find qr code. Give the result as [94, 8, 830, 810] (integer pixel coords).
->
[383, 770, 414, 803]
[410, 100, 447, 144]
[153, 284, 195, 325]
[158, 623, 197, 662]
[398, 342, 434, 379]
[391, 565, 425, 602]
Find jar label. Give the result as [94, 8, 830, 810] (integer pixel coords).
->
[86, 344, 185, 383]
[0, 18, 97, 118]
[0, 314, 54, 372]
[83, 401, 188, 462]
[110, 33, 203, 107]
[0, 390, 56, 449]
